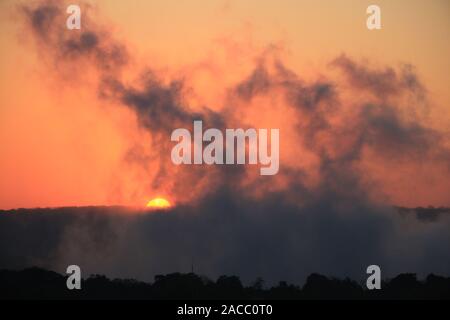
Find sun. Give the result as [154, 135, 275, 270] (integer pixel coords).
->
[146, 197, 171, 209]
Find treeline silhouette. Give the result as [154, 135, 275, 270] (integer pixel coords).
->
[0, 267, 449, 300]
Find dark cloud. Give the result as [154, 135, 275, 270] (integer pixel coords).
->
[331, 54, 425, 98]
[229, 53, 447, 194]
[235, 64, 272, 100]
[397, 207, 450, 223]
[21, 1, 128, 73]
[19, 0, 238, 198]
[20, 0, 221, 134]
[20, 1, 448, 192]
[359, 103, 439, 158]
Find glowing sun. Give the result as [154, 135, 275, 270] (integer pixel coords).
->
[146, 197, 171, 209]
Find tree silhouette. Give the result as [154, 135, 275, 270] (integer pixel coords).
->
[0, 267, 449, 300]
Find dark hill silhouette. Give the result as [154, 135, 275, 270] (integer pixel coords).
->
[1, 205, 449, 299]
[0, 267, 449, 300]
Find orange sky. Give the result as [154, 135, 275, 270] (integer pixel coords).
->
[0, 0, 449, 209]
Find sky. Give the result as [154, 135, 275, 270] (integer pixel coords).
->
[0, 0, 449, 209]
[0, 0, 449, 285]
